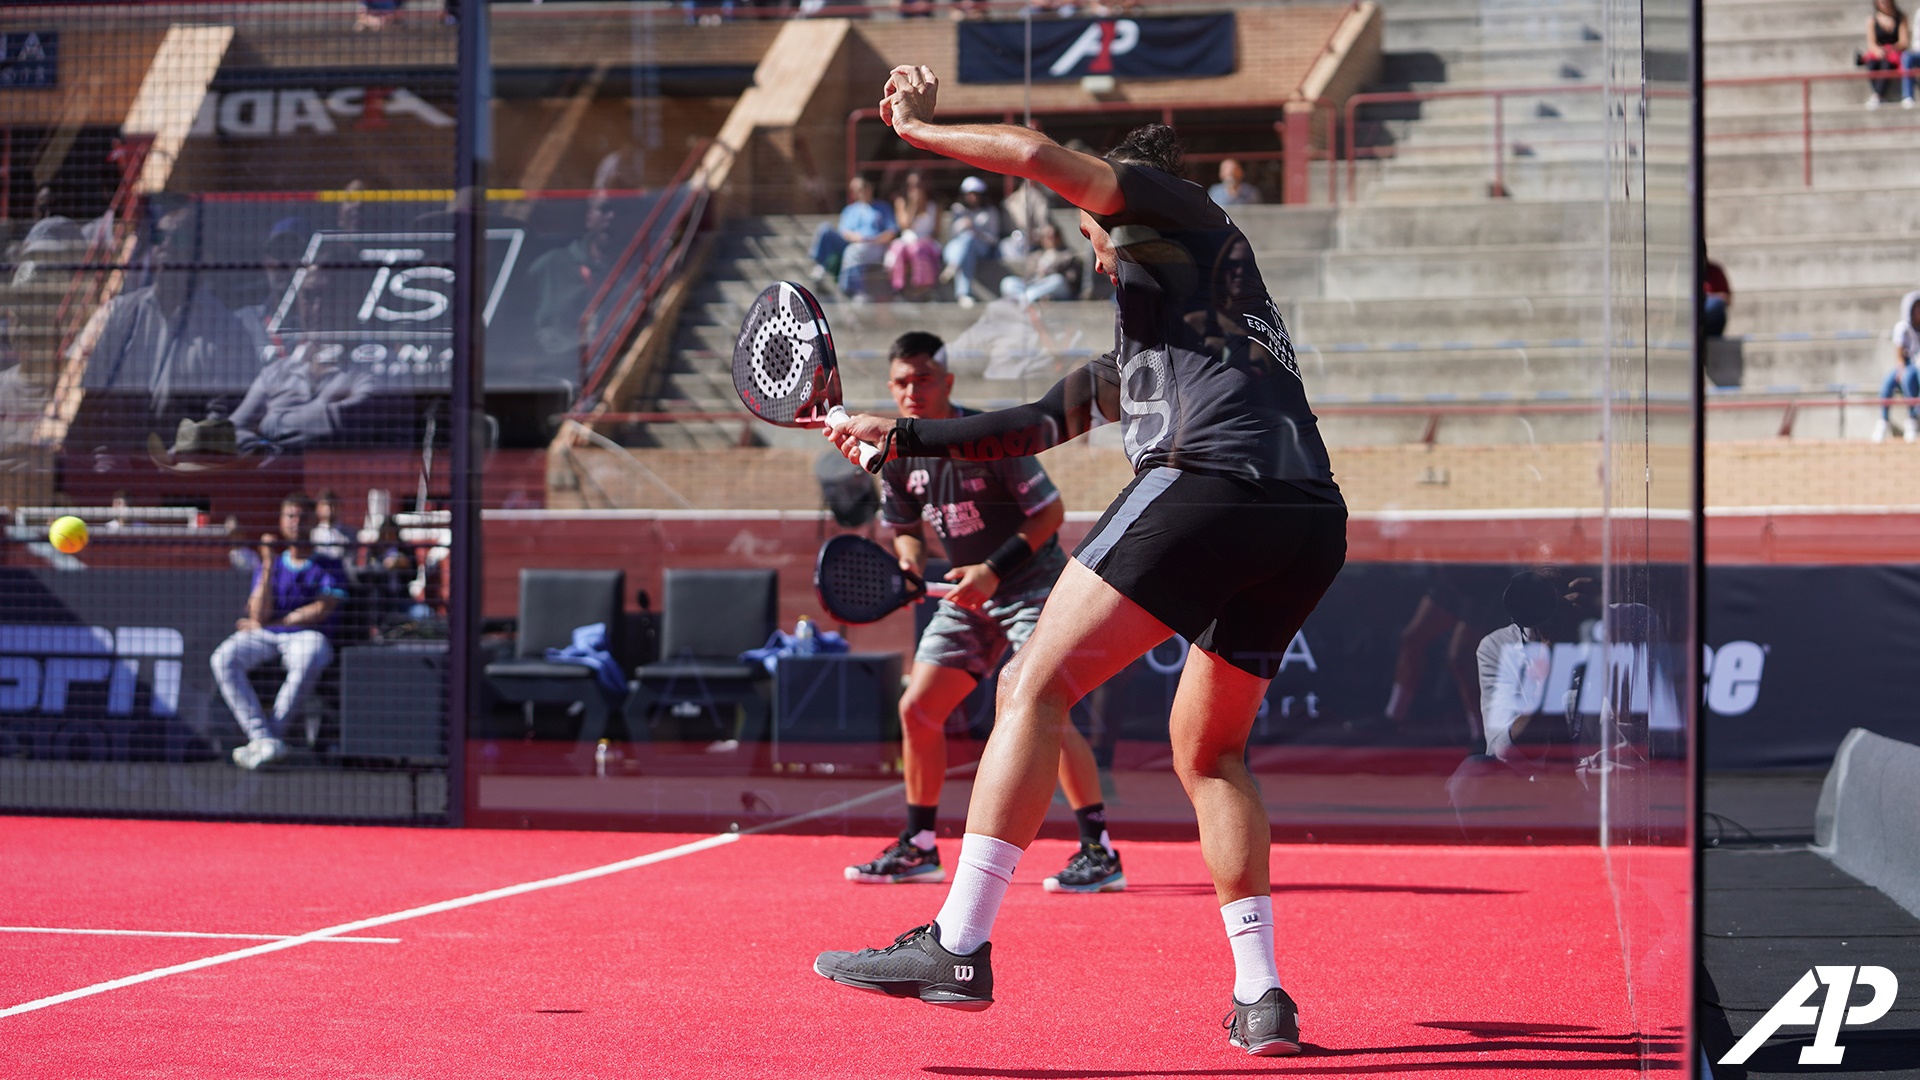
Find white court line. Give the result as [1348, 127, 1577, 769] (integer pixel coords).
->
[0, 927, 400, 945]
[0, 833, 740, 1020]
[0, 769, 954, 1022]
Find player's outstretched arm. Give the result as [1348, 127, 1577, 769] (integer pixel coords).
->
[881, 65, 1123, 216]
[823, 363, 1117, 467]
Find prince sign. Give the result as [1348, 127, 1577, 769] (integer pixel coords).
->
[957, 15, 1237, 83]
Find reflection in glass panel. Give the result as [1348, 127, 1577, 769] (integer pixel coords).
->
[0, 4, 457, 822]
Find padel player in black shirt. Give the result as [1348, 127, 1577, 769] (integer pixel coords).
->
[814, 65, 1346, 1058]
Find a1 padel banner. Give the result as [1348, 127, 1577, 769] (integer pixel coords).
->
[957, 15, 1237, 84]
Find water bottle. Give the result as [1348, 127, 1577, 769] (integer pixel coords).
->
[594, 738, 610, 779]
[795, 615, 817, 656]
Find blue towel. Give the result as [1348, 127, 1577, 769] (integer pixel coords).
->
[739, 628, 849, 674]
[544, 622, 628, 695]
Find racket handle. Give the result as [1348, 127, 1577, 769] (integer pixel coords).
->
[825, 405, 884, 471]
[925, 582, 955, 599]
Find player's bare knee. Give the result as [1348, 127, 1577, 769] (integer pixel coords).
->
[994, 654, 1074, 718]
[898, 697, 946, 741]
[1172, 743, 1243, 788]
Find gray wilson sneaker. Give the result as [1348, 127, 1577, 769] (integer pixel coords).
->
[1224, 986, 1302, 1056]
[813, 922, 993, 1011]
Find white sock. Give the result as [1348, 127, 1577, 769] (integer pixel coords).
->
[934, 833, 1022, 955]
[1221, 895, 1281, 1004]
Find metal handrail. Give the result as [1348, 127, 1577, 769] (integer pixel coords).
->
[846, 99, 1310, 200]
[1703, 69, 1920, 188]
[1338, 70, 1912, 202]
[574, 139, 725, 409]
[575, 139, 709, 392]
[1341, 83, 1612, 203]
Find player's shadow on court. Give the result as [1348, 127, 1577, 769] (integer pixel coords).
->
[924, 1023, 1683, 1077]
[1118, 882, 1518, 897]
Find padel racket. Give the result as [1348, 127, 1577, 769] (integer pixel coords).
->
[815, 534, 952, 624]
[733, 281, 886, 472]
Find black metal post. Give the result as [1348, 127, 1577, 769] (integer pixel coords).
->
[447, 0, 490, 827]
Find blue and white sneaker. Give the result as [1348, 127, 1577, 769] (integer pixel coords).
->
[1042, 841, 1127, 893]
[845, 838, 944, 884]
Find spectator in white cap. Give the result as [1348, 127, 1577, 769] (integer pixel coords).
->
[942, 175, 1003, 308]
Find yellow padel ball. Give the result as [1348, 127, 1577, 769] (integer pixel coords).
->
[48, 515, 89, 555]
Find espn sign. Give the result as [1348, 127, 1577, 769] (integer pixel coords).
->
[0, 625, 184, 718]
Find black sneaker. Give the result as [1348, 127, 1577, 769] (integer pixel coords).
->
[1042, 841, 1127, 893]
[813, 922, 993, 1011]
[844, 838, 944, 884]
[1224, 986, 1302, 1056]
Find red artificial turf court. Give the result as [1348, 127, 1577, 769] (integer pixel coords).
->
[1, 817, 1685, 1078]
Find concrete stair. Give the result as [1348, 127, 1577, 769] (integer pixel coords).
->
[607, 0, 1893, 457]
[1692, 0, 1920, 422]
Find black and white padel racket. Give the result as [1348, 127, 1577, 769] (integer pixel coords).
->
[814, 535, 952, 624]
[732, 281, 885, 472]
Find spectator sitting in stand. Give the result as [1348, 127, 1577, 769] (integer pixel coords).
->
[82, 201, 259, 439]
[942, 176, 1003, 308]
[234, 219, 310, 361]
[357, 518, 418, 626]
[998, 223, 1084, 307]
[886, 171, 943, 300]
[1860, 0, 1912, 106]
[212, 493, 348, 770]
[356, 0, 404, 31]
[940, 288, 1080, 381]
[998, 176, 1059, 263]
[1875, 290, 1920, 442]
[311, 488, 351, 560]
[809, 177, 898, 300]
[229, 271, 376, 451]
[1207, 158, 1263, 207]
[1702, 258, 1731, 338]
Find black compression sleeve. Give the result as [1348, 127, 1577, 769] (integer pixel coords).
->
[893, 366, 1100, 460]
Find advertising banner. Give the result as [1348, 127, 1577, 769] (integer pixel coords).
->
[1703, 565, 1920, 769]
[16, 559, 1895, 772]
[957, 15, 1237, 83]
[0, 568, 249, 762]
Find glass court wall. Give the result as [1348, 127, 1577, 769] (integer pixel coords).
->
[472, 4, 1697, 1069]
[0, 3, 464, 821]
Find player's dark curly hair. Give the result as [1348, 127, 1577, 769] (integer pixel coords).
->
[1104, 123, 1185, 175]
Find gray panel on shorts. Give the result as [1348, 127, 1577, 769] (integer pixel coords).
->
[1076, 466, 1180, 570]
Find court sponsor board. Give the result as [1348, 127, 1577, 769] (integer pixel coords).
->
[957, 15, 1237, 84]
[1706, 565, 1920, 769]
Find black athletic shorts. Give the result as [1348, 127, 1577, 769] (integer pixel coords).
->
[1073, 466, 1347, 677]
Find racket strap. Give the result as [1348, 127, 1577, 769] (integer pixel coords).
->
[867, 425, 900, 474]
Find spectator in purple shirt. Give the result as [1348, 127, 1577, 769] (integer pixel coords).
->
[212, 492, 348, 770]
